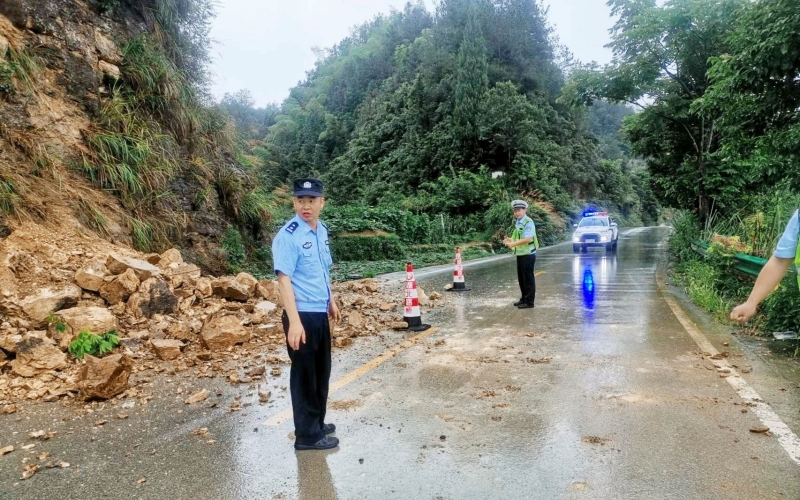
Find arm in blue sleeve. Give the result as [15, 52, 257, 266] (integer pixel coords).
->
[523, 222, 535, 238]
[773, 210, 799, 259]
[272, 233, 297, 277]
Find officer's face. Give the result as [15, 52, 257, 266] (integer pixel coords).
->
[513, 208, 526, 219]
[294, 196, 325, 223]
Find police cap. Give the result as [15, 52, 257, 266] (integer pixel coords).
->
[511, 199, 528, 210]
[293, 178, 324, 197]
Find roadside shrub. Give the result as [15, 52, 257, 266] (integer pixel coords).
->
[668, 210, 701, 264]
[222, 226, 246, 271]
[331, 234, 405, 261]
[69, 330, 120, 360]
[682, 260, 730, 319]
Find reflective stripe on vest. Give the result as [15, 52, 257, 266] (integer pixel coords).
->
[512, 216, 539, 256]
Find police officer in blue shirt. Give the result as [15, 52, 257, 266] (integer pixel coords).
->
[272, 178, 342, 451]
[731, 209, 799, 322]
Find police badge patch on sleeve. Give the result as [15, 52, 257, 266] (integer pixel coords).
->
[285, 222, 299, 234]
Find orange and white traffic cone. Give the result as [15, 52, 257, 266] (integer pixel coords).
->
[447, 247, 471, 292]
[403, 262, 431, 332]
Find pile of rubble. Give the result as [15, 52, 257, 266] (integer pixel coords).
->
[0, 227, 447, 410]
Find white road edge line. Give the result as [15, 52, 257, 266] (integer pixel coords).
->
[659, 286, 800, 466]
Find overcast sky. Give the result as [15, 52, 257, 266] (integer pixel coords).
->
[209, 0, 616, 107]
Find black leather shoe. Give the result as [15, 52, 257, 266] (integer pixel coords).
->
[516, 303, 534, 309]
[322, 423, 336, 435]
[513, 300, 523, 306]
[295, 436, 339, 451]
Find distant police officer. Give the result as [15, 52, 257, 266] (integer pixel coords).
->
[272, 178, 342, 451]
[503, 199, 539, 309]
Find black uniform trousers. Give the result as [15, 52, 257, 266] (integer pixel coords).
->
[516, 253, 536, 305]
[282, 310, 331, 446]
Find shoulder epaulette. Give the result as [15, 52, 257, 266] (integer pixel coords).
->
[285, 222, 299, 234]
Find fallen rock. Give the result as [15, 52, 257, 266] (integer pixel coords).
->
[106, 254, 160, 281]
[201, 315, 250, 350]
[10, 337, 67, 377]
[78, 353, 133, 400]
[168, 322, 194, 341]
[0, 334, 22, 353]
[417, 287, 429, 306]
[256, 279, 281, 303]
[334, 337, 352, 348]
[347, 311, 365, 329]
[157, 248, 183, 268]
[193, 277, 213, 298]
[254, 301, 277, 315]
[164, 262, 201, 288]
[429, 292, 442, 300]
[212, 275, 253, 302]
[127, 278, 177, 318]
[444, 284, 454, 291]
[20, 463, 39, 480]
[150, 339, 184, 360]
[19, 284, 82, 323]
[143, 253, 162, 265]
[184, 389, 209, 404]
[58, 306, 119, 336]
[379, 303, 396, 312]
[750, 426, 770, 433]
[75, 259, 110, 292]
[0, 445, 13, 456]
[390, 321, 409, 330]
[258, 389, 271, 403]
[99, 268, 139, 305]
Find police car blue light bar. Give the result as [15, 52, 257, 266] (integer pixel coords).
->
[583, 211, 608, 217]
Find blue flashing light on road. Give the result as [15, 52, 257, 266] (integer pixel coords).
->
[582, 268, 595, 309]
[582, 211, 608, 217]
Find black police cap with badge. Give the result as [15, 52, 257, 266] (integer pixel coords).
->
[294, 178, 324, 197]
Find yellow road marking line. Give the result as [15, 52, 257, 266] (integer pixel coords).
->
[264, 328, 439, 426]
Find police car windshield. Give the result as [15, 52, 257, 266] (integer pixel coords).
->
[579, 217, 608, 227]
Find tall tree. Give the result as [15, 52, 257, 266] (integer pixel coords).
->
[561, 0, 747, 221]
[699, 0, 800, 190]
[453, 3, 489, 152]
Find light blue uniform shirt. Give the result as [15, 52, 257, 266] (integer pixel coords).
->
[515, 217, 537, 254]
[272, 215, 333, 312]
[774, 210, 799, 259]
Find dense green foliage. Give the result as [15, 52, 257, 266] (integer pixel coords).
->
[331, 234, 405, 262]
[240, 0, 657, 242]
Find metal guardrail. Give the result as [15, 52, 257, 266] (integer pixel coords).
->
[691, 240, 768, 278]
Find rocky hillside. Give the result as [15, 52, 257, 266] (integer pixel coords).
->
[0, 0, 276, 275]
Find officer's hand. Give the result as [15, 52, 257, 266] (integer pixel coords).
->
[328, 301, 341, 324]
[730, 302, 757, 323]
[287, 322, 306, 350]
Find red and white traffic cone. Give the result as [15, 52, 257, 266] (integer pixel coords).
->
[447, 247, 471, 292]
[402, 262, 431, 332]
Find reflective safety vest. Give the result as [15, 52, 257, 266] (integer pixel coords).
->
[795, 235, 800, 290]
[511, 216, 539, 256]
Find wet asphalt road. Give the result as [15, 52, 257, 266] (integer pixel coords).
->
[2, 227, 800, 499]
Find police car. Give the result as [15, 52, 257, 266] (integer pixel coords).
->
[572, 212, 618, 252]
